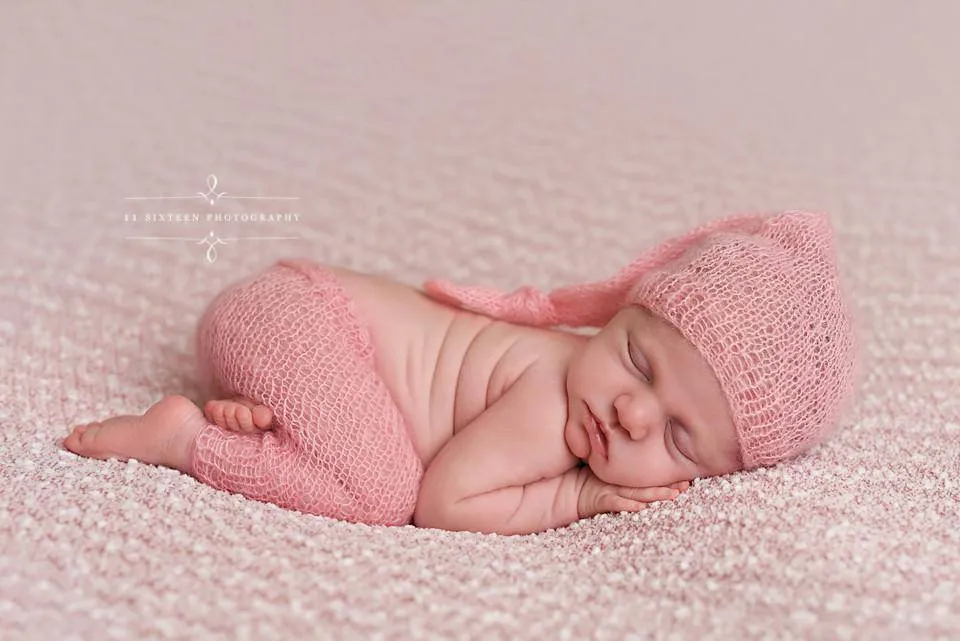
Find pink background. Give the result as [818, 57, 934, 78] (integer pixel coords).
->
[1, 2, 958, 639]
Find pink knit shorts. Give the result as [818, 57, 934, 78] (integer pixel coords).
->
[191, 259, 423, 526]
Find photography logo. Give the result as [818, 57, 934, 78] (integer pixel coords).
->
[123, 174, 301, 264]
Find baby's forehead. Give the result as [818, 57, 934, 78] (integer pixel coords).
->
[615, 305, 665, 332]
[602, 306, 641, 326]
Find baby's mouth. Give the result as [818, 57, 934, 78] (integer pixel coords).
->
[586, 405, 609, 459]
[595, 416, 608, 453]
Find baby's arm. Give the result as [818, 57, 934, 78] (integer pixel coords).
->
[414, 367, 588, 535]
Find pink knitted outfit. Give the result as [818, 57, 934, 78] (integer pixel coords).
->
[191, 259, 423, 526]
[189, 212, 857, 526]
[423, 211, 860, 469]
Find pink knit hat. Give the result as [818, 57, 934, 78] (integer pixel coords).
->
[424, 211, 860, 469]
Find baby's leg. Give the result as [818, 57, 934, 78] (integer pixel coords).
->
[63, 395, 206, 474]
[189, 259, 422, 526]
[190, 424, 365, 521]
[61, 394, 363, 521]
[203, 396, 274, 433]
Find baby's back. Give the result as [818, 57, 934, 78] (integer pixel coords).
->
[327, 265, 573, 469]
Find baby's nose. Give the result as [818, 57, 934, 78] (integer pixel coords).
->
[615, 392, 665, 440]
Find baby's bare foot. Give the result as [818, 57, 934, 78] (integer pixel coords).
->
[63, 394, 207, 474]
[203, 396, 274, 433]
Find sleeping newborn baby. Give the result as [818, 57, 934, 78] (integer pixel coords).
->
[63, 211, 859, 535]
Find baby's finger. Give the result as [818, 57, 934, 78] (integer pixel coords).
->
[603, 495, 648, 514]
[619, 485, 680, 503]
[669, 481, 691, 492]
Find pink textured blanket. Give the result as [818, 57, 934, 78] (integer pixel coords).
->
[2, 2, 958, 640]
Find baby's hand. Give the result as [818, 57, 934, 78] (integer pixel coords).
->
[577, 468, 689, 520]
[203, 396, 274, 433]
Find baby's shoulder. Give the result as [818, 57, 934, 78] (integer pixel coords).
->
[468, 332, 579, 474]
[453, 319, 575, 427]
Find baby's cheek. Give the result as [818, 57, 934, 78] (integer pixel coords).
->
[625, 455, 688, 489]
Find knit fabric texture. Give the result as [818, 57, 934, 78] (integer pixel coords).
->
[3, 3, 959, 639]
[193, 259, 423, 526]
[424, 212, 860, 469]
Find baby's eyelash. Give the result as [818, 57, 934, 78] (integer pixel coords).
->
[627, 339, 651, 382]
[668, 420, 683, 458]
[669, 420, 693, 462]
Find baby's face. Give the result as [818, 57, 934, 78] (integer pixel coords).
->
[563, 306, 742, 488]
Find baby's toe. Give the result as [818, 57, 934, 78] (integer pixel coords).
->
[204, 400, 240, 432]
[251, 405, 274, 430]
[203, 400, 224, 425]
[79, 423, 104, 448]
[221, 405, 242, 431]
[64, 422, 101, 455]
[63, 424, 87, 453]
[232, 405, 256, 432]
